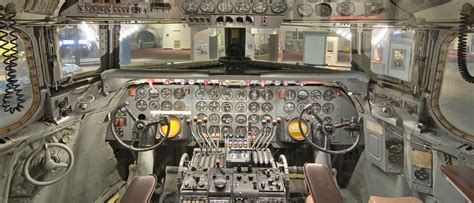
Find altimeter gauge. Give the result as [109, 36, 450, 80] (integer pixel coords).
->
[183, 1, 199, 13]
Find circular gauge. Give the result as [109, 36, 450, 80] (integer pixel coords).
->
[174, 101, 186, 111]
[283, 102, 295, 113]
[222, 126, 233, 136]
[197, 113, 207, 119]
[161, 88, 172, 99]
[209, 114, 220, 124]
[148, 88, 159, 99]
[159, 115, 181, 138]
[195, 101, 208, 112]
[336, 2, 355, 16]
[235, 2, 251, 13]
[249, 89, 260, 101]
[182, 1, 199, 13]
[235, 114, 247, 124]
[222, 102, 233, 112]
[221, 114, 233, 125]
[315, 3, 332, 17]
[252, 2, 268, 14]
[310, 90, 322, 100]
[249, 126, 260, 136]
[235, 89, 247, 100]
[322, 103, 335, 114]
[200, 1, 216, 13]
[235, 102, 247, 113]
[209, 101, 220, 112]
[297, 4, 313, 17]
[221, 89, 233, 100]
[297, 90, 309, 100]
[248, 102, 260, 113]
[161, 101, 173, 111]
[311, 102, 321, 114]
[248, 114, 260, 124]
[323, 117, 333, 123]
[136, 100, 147, 111]
[209, 125, 220, 135]
[208, 88, 220, 100]
[262, 102, 273, 112]
[271, 2, 287, 14]
[262, 114, 272, 122]
[287, 118, 308, 141]
[284, 90, 296, 101]
[235, 126, 247, 137]
[195, 88, 207, 99]
[149, 100, 160, 110]
[217, 2, 233, 13]
[135, 87, 147, 99]
[174, 88, 186, 99]
[323, 90, 335, 101]
[297, 102, 308, 113]
[262, 90, 273, 101]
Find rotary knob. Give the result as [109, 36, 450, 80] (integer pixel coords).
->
[214, 176, 227, 190]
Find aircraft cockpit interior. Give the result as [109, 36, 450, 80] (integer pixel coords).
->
[0, 0, 473, 202]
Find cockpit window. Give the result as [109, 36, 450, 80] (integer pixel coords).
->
[57, 23, 101, 77]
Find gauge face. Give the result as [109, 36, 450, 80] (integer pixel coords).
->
[174, 101, 186, 111]
[161, 88, 172, 99]
[217, 2, 233, 13]
[222, 102, 233, 112]
[183, 1, 199, 13]
[249, 126, 260, 136]
[222, 126, 233, 135]
[315, 3, 332, 17]
[209, 114, 220, 124]
[262, 90, 273, 101]
[148, 88, 159, 99]
[248, 102, 260, 113]
[252, 2, 268, 14]
[208, 88, 220, 100]
[248, 114, 260, 124]
[336, 2, 355, 16]
[297, 4, 313, 17]
[262, 114, 272, 122]
[197, 113, 207, 120]
[200, 2, 216, 13]
[235, 90, 247, 100]
[323, 117, 332, 123]
[174, 88, 186, 99]
[235, 2, 251, 13]
[288, 118, 308, 141]
[297, 90, 309, 100]
[136, 100, 147, 111]
[297, 102, 308, 113]
[271, 2, 287, 14]
[249, 89, 260, 101]
[161, 101, 173, 111]
[310, 90, 322, 100]
[235, 102, 247, 113]
[221, 89, 233, 100]
[323, 90, 335, 101]
[209, 126, 220, 135]
[235, 126, 247, 136]
[149, 100, 160, 110]
[322, 103, 335, 114]
[235, 114, 247, 124]
[221, 114, 233, 125]
[195, 101, 208, 112]
[136, 87, 147, 99]
[209, 101, 220, 112]
[284, 90, 296, 101]
[311, 102, 321, 114]
[283, 102, 295, 113]
[195, 88, 207, 99]
[262, 102, 273, 112]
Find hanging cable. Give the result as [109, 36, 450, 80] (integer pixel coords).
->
[457, 3, 474, 84]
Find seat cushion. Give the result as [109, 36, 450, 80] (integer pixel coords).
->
[303, 163, 343, 203]
[368, 196, 422, 203]
[121, 175, 157, 203]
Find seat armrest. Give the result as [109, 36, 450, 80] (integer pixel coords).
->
[303, 163, 343, 203]
[121, 175, 157, 203]
[441, 165, 474, 201]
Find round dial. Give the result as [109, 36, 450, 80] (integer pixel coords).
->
[248, 114, 260, 124]
[315, 3, 332, 17]
[209, 101, 220, 112]
[222, 102, 233, 112]
[271, 2, 287, 14]
[262, 102, 273, 112]
[297, 90, 309, 100]
[136, 87, 147, 99]
[174, 101, 186, 111]
[235, 90, 247, 100]
[209, 126, 220, 135]
[336, 2, 355, 16]
[262, 90, 273, 101]
[284, 90, 296, 101]
[249, 89, 260, 101]
[182, 1, 199, 13]
[217, 2, 233, 13]
[195, 88, 207, 99]
[209, 114, 220, 124]
[310, 90, 322, 100]
[149, 100, 160, 110]
[161, 88, 172, 99]
[235, 126, 247, 136]
[297, 102, 307, 113]
[221, 89, 233, 100]
[248, 102, 260, 113]
[262, 114, 272, 122]
[297, 4, 313, 17]
[235, 2, 251, 13]
[221, 114, 233, 125]
[235, 114, 247, 124]
[249, 126, 260, 136]
[161, 101, 173, 111]
[148, 88, 159, 99]
[197, 113, 207, 120]
[252, 2, 268, 14]
[208, 88, 220, 100]
[136, 100, 147, 111]
[323, 90, 335, 101]
[222, 126, 233, 135]
[323, 117, 333, 123]
[200, 2, 216, 13]
[322, 103, 335, 114]
[174, 88, 186, 99]
[195, 101, 208, 112]
[311, 102, 321, 114]
[235, 102, 247, 113]
[283, 102, 295, 113]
